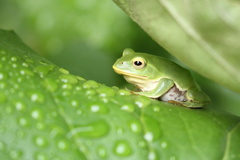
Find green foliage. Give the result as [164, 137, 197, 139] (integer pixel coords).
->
[0, 0, 167, 87]
[113, 0, 240, 93]
[1, 29, 240, 160]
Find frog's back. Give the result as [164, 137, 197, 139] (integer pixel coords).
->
[144, 53, 198, 90]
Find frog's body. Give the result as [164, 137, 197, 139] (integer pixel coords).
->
[112, 48, 210, 108]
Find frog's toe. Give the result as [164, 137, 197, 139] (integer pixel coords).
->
[167, 100, 184, 106]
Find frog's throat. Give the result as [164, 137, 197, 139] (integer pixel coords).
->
[113, 67, 147, 79]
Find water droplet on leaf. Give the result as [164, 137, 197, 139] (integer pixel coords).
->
[121, 104, 135, 112]
[59, 74, 78, 84]
[31, 109, 42, 119]
[29, 91, 45, 103]
[42, 78, 58, 92]
[34, 152, 48, 160]
[83, 80, 99, 89]
[34, 65, 54, 77]
[135, 96, 151, 108]
[144, 132, 154, 142]
[61, 84, 72, 90]
[97, 146, 107, 158]
[90, 105, 100, 112]
[20, 68, 34, 77]
[57, 139, 69, 151]
[10, 150, 22, 159]
[161, 141, 168, 148]
[34, 136, 48, 147]
[117, 127, 124, 135]
[143, 116, 161, 141]
[10, 56, 18, 62]
[70, 120, 109, 138]
[15, 101, 26, 111]
[77, 76, 85, 81]
[18, 117, 29, 126]
[0, 72, 4, 80]
[113, 140, 132, 157]
[96, 87, 116, 97]
[59, 68, 69, 74]
[117, 89, 131, 96]
[22, 62, 29, 67]
[36, 122, 45, 130]
[85, 89, 96, 96]
[89, 104, 109, 113]
[128, 120, 142, 134]
[148, 151, 158, 160]
[70, 100, 78, 107]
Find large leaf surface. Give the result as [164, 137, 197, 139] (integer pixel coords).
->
[0, 29, 240, 159]
[112, 0, 240, 93]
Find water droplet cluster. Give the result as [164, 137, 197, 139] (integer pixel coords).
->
[0, 46, 88, 159]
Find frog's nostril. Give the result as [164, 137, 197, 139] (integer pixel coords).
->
[122, 61, 127, 65]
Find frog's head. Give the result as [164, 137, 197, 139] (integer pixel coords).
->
[112, 48, 159, 81]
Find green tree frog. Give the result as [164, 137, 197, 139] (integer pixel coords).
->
[112, 48, 210, 108]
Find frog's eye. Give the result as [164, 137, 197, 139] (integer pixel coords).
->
[132, 57, 146, 70]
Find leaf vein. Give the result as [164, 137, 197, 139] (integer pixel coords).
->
[178, 110, 207, 160]
[222, 122, 240, 160]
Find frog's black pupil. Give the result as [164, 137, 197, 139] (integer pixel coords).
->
[134, 61, 142, 66]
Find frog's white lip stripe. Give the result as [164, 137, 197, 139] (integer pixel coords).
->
[113, 66, 147, 79]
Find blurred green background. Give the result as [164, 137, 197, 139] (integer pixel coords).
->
[0, 0, 239, 115]
[0, 0, 170, 86]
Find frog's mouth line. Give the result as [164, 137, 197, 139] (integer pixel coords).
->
[113, 66, 147, 79]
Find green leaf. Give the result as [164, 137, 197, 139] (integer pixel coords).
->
[0, 29, 240, 160]
[112, 0, 240, 93]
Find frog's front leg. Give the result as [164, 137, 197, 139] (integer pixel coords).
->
[132, 78, 175, 98]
